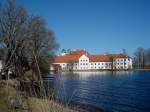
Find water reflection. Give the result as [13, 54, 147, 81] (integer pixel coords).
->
[43, 71, 150, 112]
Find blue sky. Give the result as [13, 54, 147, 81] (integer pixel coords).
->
[0, 0, 150, 55]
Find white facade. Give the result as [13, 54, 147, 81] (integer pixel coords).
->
[89, 62, 112, 70]
[113, 58, 132, 69]
[78, 55, 89, 70]
[52, 54, 133, 71]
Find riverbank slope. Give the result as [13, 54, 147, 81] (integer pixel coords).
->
[0, 80, 73, 112]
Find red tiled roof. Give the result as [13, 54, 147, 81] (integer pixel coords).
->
[89, 55, 110, 62]
[107, 54, 128, 58]
[54, 55, 81, 63]
[54, 50, 88, 63]
[89, 54, 127, 62]
[70, 50, 89, 55]
[53, 52, 128, 63]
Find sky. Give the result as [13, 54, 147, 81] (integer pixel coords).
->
[0, 0, 150, 55]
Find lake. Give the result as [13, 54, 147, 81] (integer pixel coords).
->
[43, 71, 150, 112]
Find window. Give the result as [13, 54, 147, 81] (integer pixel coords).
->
[80, 63, 82, 65]
[95, 63, 96, 65]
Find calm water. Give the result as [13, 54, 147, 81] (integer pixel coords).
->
[43, 71, 150, 112]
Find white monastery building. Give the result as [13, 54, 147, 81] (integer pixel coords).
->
[51, 50, 132, 71]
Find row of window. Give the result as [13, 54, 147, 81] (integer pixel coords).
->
[62, 66, 128, 70]
[80, 63, 88, 65]
[91, 63, 111, 66]
[62, 61, 130, 67]
[80, 58, 130, 62]
[114, 58, 130, 62]
[114, 62, 128, 65]
[80, 59, 88, 62]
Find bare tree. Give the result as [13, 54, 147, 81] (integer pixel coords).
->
[133, 47, 150, 69]
[133, 47, 145, 69]
[0, 0, 30, 77]
[0, 0, 58, 79]
[145, 48, 150, 69]
[26, 17, 58, 79]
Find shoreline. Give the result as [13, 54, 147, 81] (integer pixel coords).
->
[132, 69, 150, 71]
[51, 69, 150, 73]
[0, 79, 104, 112]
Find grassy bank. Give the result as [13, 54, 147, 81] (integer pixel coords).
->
[0, 85, 8, 111]
[28, 97, 72, 112]
[0, 80, 73, 112]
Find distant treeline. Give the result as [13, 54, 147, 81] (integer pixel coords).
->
[133, 47, 150, 69]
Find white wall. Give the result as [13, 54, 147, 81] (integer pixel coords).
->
[78, 55, 89, 70]
[89, 62, 112, 70]
[113, 58, 132, 70]
[51, 57, 133, 71]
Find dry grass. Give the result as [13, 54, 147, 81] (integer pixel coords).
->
[0, 85, 8, 112]
[0, 80, 74, 112]
[28, 97, 73, 112]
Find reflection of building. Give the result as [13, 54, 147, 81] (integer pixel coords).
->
[51, 50, 132, 71]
